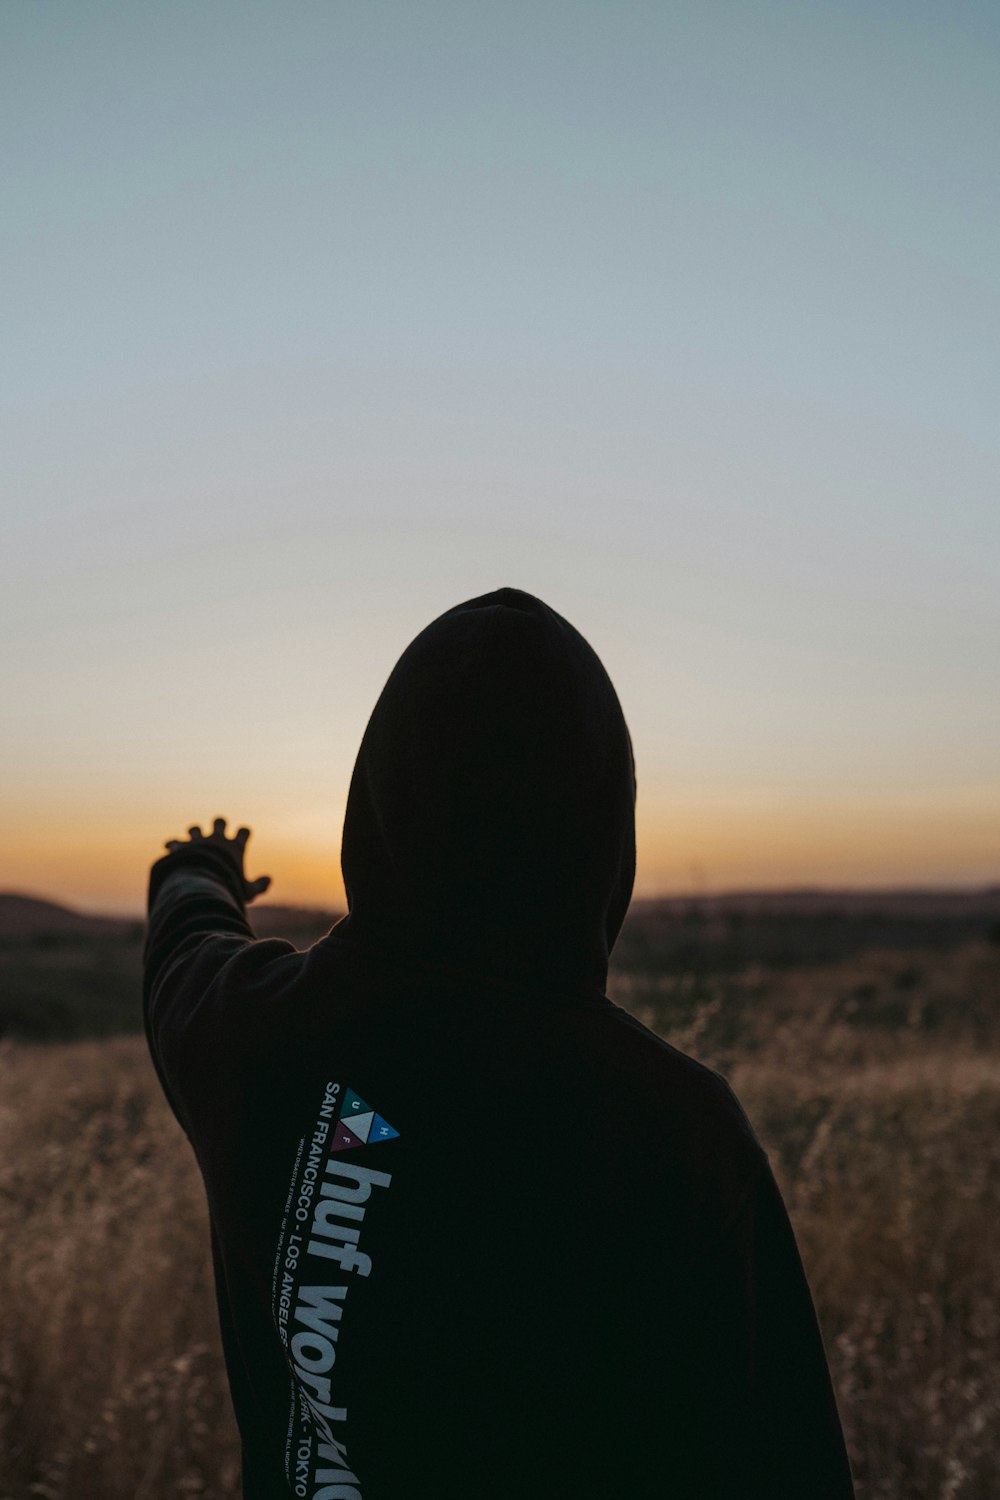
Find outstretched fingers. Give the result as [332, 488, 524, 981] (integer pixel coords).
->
[160, 819, 270, 898]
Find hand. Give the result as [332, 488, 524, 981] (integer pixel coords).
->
[164, 817, 272, 901]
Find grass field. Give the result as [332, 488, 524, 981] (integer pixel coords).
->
[1, 926, 998, 1498]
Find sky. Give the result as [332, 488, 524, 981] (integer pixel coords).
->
[3, 0, 999, 913]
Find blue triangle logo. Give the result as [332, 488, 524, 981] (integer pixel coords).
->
[369, 1114, 399, 1144]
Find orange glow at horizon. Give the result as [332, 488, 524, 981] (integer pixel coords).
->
[4, 782, 997, 916]
[4, 3, 999, 932]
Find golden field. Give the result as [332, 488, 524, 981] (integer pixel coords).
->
[1, 932, 998, 1498]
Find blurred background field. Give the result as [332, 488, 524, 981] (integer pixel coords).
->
[6, 5, 1000, 1496]
[1, 892, 999, 1499]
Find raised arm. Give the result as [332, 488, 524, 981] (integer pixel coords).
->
[143, 818, 271, 1127]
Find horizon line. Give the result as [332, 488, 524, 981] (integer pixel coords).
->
[4, 880, 999, 923]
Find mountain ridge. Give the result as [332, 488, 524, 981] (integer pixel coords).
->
[2, 885, 997, 941]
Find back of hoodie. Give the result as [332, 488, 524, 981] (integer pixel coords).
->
[143, 588, 854, 1499]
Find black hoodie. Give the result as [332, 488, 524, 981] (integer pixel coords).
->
[143, 587, 855, 1499]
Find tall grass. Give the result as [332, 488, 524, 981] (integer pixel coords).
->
[2, 943, 998, 1497]
[0, 1037, 240, 1499]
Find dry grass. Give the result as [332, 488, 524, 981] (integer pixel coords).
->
[2, 943, 999, 1497]
[0, 1037, 240, 1499]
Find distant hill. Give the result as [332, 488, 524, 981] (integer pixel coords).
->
[0, 893, 343, 1043]
[0, 894, 343, 947]
[617, 888, 1000, 971]
[0, 893, 136, 941]
[2, 886, 997, 938]
[631, 888, 1000, 919]
[0, 885, 997, 1044]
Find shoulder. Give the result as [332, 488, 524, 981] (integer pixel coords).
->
[602, 1002, 758, 1124]
[152, 933, 309, 1068]
[598, 1002, 769, 1232]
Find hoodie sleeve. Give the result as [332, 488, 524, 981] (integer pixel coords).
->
[687, 1156, 856, 1498]
[142, 846, 258, 1130]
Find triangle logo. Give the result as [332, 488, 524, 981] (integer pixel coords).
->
[334, 1087, 400, 1147]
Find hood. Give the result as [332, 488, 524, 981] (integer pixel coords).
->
[336, 587, 636, 996]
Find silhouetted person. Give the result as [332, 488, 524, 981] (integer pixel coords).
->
[143, 587, 854, 1499]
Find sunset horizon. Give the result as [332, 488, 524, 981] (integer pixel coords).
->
[7, 789, 998, 919]
[5, 1, 998, 922]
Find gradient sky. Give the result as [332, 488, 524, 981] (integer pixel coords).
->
[4, 0, 999, 913]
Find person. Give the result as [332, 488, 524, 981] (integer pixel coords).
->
[143, 586, 855, 1500]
